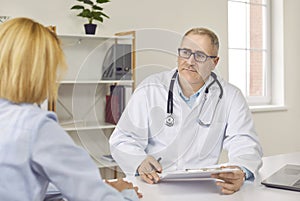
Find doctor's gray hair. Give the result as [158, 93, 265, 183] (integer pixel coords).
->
[183, 27, 219, 55]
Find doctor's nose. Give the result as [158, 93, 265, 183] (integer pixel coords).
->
[186, 54, 197, 65]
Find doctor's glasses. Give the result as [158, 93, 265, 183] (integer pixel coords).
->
[178, 48, 217, 63]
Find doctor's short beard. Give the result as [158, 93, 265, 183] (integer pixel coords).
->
[177, 66, 213, 94]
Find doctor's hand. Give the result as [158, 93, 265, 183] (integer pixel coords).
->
[105, 178, 143, 198]
[211, 166, 245, 195]
[137, 156, 162, 184]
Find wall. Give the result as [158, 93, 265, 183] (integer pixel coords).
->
[0, 0, 228, 82]
[253, 0, 300, 156]
[1, 0, 299, 156]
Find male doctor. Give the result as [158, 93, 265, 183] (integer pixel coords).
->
[109, 27, 263, 194]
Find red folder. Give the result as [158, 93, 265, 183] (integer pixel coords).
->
[105, 95, 120, 124]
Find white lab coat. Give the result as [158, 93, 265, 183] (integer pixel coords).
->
[110, 69, 263, 178]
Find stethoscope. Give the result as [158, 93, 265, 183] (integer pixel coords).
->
[165, 70, 223, 127]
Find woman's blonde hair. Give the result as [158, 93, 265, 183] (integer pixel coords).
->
[0, 17, 66, 104]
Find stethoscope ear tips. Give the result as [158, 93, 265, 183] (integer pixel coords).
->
[165, 115, 174, 127]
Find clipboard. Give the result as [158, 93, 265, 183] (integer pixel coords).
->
[158, 167, 240, 181]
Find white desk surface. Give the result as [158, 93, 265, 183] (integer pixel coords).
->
[131, 152, 300, 201]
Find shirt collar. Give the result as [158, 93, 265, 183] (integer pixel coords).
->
[176, 76, 204, 101]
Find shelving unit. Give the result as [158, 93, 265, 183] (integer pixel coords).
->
[59, 80, 134, 84]
[52, 31, 135, 179]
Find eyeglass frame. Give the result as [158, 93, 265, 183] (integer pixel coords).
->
[178, 48, 217, 63]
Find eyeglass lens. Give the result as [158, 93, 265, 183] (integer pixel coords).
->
[178, 48, 210, 62]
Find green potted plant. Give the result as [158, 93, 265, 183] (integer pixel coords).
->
[71, 0, 110, 35]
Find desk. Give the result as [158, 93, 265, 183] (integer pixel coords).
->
[131, 152, 300, 201]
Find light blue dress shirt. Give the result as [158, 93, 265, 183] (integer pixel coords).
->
[0, 99, 139, 201]
[176, 77, 203, 108]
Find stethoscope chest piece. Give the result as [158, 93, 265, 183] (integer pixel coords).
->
[165, 70, 223, 128]
[165, 114, 174, 127]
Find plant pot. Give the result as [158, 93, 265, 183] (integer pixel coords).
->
[84, 24, 97, 35]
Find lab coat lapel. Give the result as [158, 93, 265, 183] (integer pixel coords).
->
[171, 77, 223, 168]
[171, 87, 202, 168]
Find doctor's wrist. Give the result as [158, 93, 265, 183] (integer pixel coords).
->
[240, 166, 254, 181]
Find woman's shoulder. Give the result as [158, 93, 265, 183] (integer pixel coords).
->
[13, 103, 59, 131]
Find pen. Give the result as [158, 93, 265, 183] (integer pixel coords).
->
[135, 157, 163, 177]
[150, 157, 162, 173]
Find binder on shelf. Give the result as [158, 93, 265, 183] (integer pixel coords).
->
[102, 44, 132, 80]
[105, 95, 119, 124]
[105, 85, 125, 124]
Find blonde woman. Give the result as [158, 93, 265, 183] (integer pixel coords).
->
[0, 17, 141, 201]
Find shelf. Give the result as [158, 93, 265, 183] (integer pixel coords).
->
[59, 80, 134, 84]
[57, 33, 133, 40]
[61, 121, 116, 131]
[52, 31, 136, 176]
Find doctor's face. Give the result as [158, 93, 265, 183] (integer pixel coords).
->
[177, 34, 219, 88]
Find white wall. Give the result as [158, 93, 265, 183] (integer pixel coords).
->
[1, 0, 299, 156]
[253, 0, 300, 156]
[0, 0, 228, 82]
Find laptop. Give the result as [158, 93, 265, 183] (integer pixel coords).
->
[261, 164, 300, 192]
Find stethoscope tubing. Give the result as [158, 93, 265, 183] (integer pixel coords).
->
[165, 70, 223, 127]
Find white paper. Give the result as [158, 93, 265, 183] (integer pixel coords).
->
[159, 167, 240, 181]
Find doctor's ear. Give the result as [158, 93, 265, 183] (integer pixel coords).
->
[213, 57, 219, 65]
[210, 57, 219, 70]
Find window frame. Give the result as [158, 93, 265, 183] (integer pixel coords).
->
[228, 0, 272, 106]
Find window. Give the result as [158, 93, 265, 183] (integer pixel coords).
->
[228, 0, 271, 105]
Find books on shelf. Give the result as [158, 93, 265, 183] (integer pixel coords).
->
[105, 85, 127, 124]
[105, 95, 119, 124]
